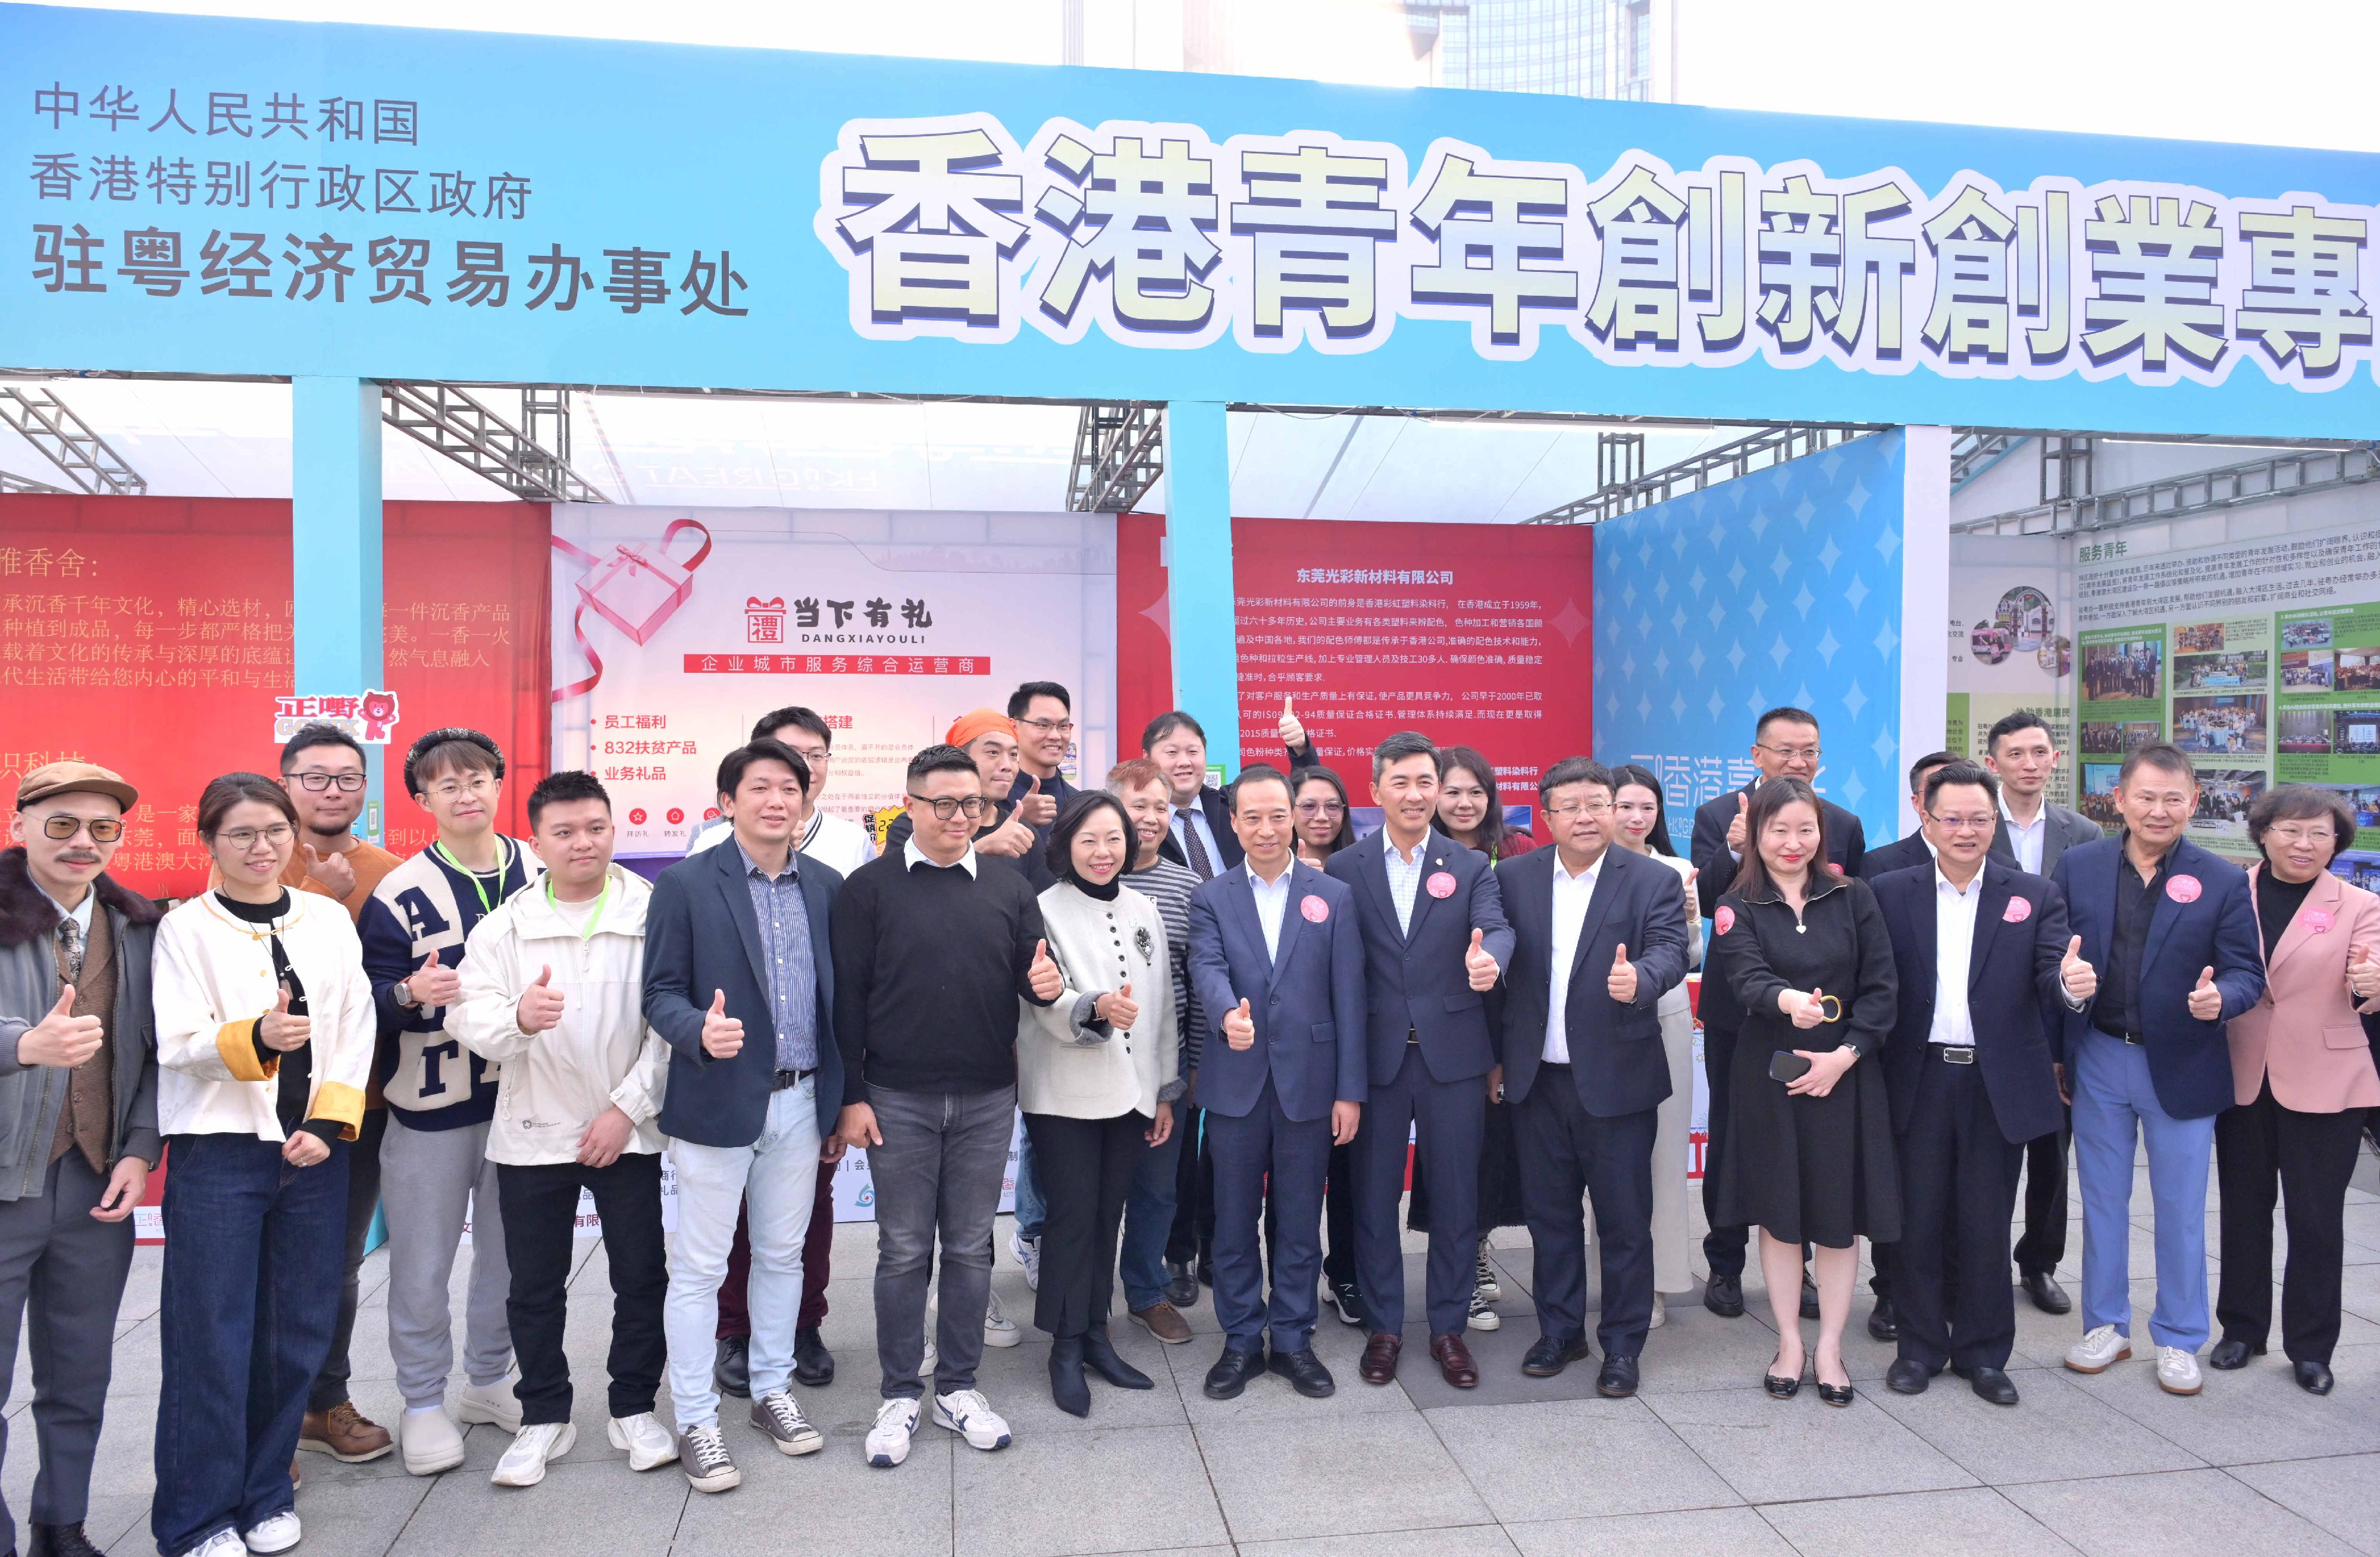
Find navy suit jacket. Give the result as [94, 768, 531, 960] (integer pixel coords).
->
[1988, 801, 2100, 876]
[641, 835, 844, 1148]
[1858, 829, 1933, 882]
[1157, 785, 1245, 874]
[1494, 845, 1690, 1118]
[1871, 859, 2071, 1144]
[2050, 835, 2264, 1121]
[1690, 782, 1867, 1032]
[1326, 828, 1515, 1085]
[1186, 861, 1366, 1123]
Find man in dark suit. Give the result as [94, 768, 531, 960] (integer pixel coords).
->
[2052, 744, 2263, 1398]
[1330, 733, 1515, 1390]
[1688, 706, 1868, 1318]
[1872, 761, 2080, 1406]
[1984, 709, 2103, 1317]
[1495, 758, 1688, 1396]
[643, 739, 844, 1490]
[1186, 765, 1366, 1402]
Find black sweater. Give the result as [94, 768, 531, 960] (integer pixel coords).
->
[830, 848, 1052, 1101]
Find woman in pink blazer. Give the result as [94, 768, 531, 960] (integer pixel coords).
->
[2215, 785, 2380, 1395]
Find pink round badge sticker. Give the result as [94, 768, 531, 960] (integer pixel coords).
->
[1714, 905, 1736, 936]
[2166, 874, 2202, 904]
[1426, 870, 1458, 899]
[1300, 895, 1330, 924]
[2304, 908, 2335, 934]
[2002, 897, 2032, 924]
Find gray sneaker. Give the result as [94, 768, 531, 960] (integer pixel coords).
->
[750, 1391, 825, 1456]
[678, 1422, 741, 1493]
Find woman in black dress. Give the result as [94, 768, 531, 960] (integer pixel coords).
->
[1711, 777, 1899, 1405]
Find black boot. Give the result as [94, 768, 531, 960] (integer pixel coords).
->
[1083, 1324, 1155, 1389]
[29, 1525, 104, 1557]
[1048, 1336, 1091, 1417]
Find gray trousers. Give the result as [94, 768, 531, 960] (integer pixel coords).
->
[0, 1152, 136, 1549]
[867, 1084, 1013, 1402]
[379, 1113, 512, 1410]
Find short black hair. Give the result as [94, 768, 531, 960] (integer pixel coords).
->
[1755, 706, 1821, 741]
[527, 770, 610, 829]
[1906, 749, 1959, 794]
[280, 720, 365, 772]
[1008, 681, 1072, 719]
[716, 738, 810, 803]
[403, 726, 503, 798]
[1372, 730, 1436, 781]
[1921, 760, 1999, 813]
[1044, 789, 1133, 877]
[1540, 756, 1614, 800]
[2117, 743, 2196, 788]
[1229, 762, 1293, 813]
[907, 743, 981, 787]
[751, 706, 832, 748]
[1141, 710, 1205, 753]
[1986, 709, 2058, 754]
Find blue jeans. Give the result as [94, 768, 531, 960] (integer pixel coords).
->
[1012, 1119, 1046, 1243]
[1120, 1116, 1186, 1312]
[2072, 1030, 2216, 1351]
[153, 1133, 348, 1557]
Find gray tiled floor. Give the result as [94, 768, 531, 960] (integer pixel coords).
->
[28, 1151, 2380, 1555]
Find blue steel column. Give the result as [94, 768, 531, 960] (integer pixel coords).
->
[1162, 400, 1240, 771]
[290, 376, 386, 841]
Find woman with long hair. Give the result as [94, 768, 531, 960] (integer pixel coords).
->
[1436, 747, 1536, 863]
[1291, 766, 1355, 867]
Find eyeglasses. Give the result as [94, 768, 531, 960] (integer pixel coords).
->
[1017, 718, 1075, 736]
[2265, 825, 2334, 846]
[425, 774, 496, 800]
[1295, 800, 1345, 817]
[217, 823, 295, 851]
[1756, 743, 1822, 761]
[907, 794, 989, 820]
[1546, 801, 1613, 819]
[40, 815, 123, 842]
[286, 772, 366, 792]
[1925, 812, 1997, 833]
[787, 747, 831, 766]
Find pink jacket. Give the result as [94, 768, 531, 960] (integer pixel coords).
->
[2229, 864, 2380, 1113]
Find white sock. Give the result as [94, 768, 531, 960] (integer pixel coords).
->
[405, 1404, 443, 1417]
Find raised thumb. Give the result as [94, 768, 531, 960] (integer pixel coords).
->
[1469, 928, 1485, 952]
[1809, 986, 1822, 1001]
[709, 989, 726, 1016]
[1025, 772, 1040, 794]
[51, 983, 76, 1016]
[533, 964, 552, 987]
[2199, 965, 2216, 987]
[273, 986, 291, 1014]
[1614, 942, 1629, 967]
[1283, 696, 1296, 719]
[1119, 982, 1133, 1000]
[420, 951, 440, 973]
[1034, 938, 1048, 962]
[303, 843, 322, 864]
[2066, 935, 2083, 960]
[2353, 942, 2373, 966]
[1739, 792, 1749, 814]
[1238, 997, 1251, 1016]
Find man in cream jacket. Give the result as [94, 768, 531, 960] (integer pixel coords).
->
[450, 772, 672, 1489]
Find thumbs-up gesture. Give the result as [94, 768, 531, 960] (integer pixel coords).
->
[301, 841, 355, 899]
[259, 985, 312, 1051]
[407, 950, 461, 1010]
[516, 964, 566, 1034]
[1028, 938, 1064, 1002]
[1096, 980, 1139, 1030]
[1787, 985, 1828, 1030]
[1279, 696, 1306, 750]
[1016, 770, 1056, 828]
[2187, 964, 2222, 1022]
[1465, 926, 1499, 991]
[2347, 942, 2380, 1002]
[1223, 997, 1255, 1051]
[2060, 935, 2097, 1002]
[1725, 791, 1750, 853]
[1607, 942, 1639, 1004]
[18, 984, 103, 1068]
[700, 989, 744, 1059]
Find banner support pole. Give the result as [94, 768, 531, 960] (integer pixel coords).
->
[292, 376, 387, 844]
[1164, 400, 1239, 772]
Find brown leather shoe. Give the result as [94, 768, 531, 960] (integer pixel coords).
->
[1129, 1301, 1194, 1345]
[1359, 1331, 1402, 1385]
[1430, 1332, 1480, 1389]
[299, 1400, 395, 1463]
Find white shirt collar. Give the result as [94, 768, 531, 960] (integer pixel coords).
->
[1935, 864, 1983, 898]
[1247, 860, 1295, 892]
[1999, 795, 2045, 831]
[36, 882, 95, 935]
[1554, 848, 1607, 885]
[905, 837, 978, 877]
[1383, 831, 1427, 866]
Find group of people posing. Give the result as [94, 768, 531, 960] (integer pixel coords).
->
[1, 690, 2375, 1557]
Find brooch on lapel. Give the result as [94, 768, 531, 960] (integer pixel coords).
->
[2303, 908, 2335, 934]
[1301, 895, 1330, 923]
[1135, 924, 1156, 961]
[2002, 897, 2032, 923]
[1425, 870, 1458, 900]
[1714, 906, 1735, 936]
[2165, 875, 2202, 904]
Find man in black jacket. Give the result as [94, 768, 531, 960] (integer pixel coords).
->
[1859, 751, 1958, 883]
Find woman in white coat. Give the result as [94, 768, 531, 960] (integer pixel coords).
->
[1611, 765, 1702, 1327]
[1020, 791, 1182, 1417]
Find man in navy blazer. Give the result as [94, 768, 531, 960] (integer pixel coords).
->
[1186, 765, 1365, 1402]
[1858, 751, 1958, 885]
[642, 739, 844, 1485]
[1495, 759, 1688, 1396]
[2051, 744, 2263, 1398]
[1871, 762, 2077, 1406]
[1329, 733, 1515, 1390]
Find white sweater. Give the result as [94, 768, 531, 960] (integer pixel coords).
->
[1017, 880, 1181, 1120]
[447, 865, 670, 1165]
[152, 892, 376, 1141]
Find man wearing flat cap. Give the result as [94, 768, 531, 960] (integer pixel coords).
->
[0, 762, 161, 1557]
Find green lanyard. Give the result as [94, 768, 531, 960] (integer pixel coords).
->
[433, 837, 513, 919]
[545, 873, 610, 940]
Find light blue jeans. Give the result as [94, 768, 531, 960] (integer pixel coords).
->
[1013, 1118, 1046, 1243]
[2071, 1031, 2215, 1351]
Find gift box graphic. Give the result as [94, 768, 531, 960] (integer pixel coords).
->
[552, 518, 714, 700]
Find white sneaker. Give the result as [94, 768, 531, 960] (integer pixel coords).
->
[933, 1388, 1012, 1451]
[490, 1421, 574, 1488]
[1649, 1294, 1667, 1330]
[983, 1289, 1022, 1348]
[866, 1397, 920, 1468]
[607, 1411, 677, 1471]
[240, 1511, 301, 1555]
[1467, 1286, 1501, 1332]
[397, 1406, 466, 1475]
[1010, 1229, 1042, 1292]
[1474, 1250, 1502, 1304]
[193, 1530, 248, 1557]
[456, 1377, 524, 1433]
[2156, 1345, 2204, 1396]
[2064, 1324, 2133, 1374]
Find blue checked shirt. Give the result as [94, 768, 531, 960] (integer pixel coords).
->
[1383, 832, 1427, 936]
[737, 839, 819, 1072]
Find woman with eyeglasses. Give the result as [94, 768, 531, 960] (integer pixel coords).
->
[1709, 777, 1899, 1406]
[2212, 785, 2380, 1396]
[149, 774, 375, 1557]
[1291, 766, 1355, 867]
[1610, 765, 1702, 1327]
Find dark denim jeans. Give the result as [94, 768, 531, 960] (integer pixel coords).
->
[153, 1133, 348, 1557]
[1119, 1115, 1185, 1312]
[866, 1084, 1014, 1401]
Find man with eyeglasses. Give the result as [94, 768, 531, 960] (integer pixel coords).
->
[0, 762, 160, 1557]
[1688, 706, 1867, 1320]
[1869, 761, 2079, 1406]
[1006, 682, 1078, 838]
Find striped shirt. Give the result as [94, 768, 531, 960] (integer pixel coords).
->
[737, 839, 819, 1072]
[1126, 856, 1204, 1074]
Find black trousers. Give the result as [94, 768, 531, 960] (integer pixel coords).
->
[2215, 1083, 2365, 1364]
[2010, 1110, 2071, 1277]
[1893, 1053, 2025, 1373]
[1166, 1104, 1213, 1264]
[1701, 1022, 1750, 1280]
[1515, 1068, 1658, 1357]
[495, 1154, 667, 1426]
[1023, 1110, 1145, 1339]
[308, 1107, 386, 1414]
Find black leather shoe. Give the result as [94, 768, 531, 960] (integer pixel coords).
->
[1867, 1298, 1898, 1342]
[1164, 1260, 1199, 1308]
[1269, 1346, 1337, 1398]
[2295, 1358, 2335, 1395]
[1523, 1335, 1593, 1377]
[1202, 1344, 1266, 1401]
[1596, 1355, 1640, 1398]
[1703, 1274, 1745, 1318]
[28, 1524, 103, 1557]
[2020, 1268, 2072, 1315]
[2207, 1336, 2265, 1370]
[1763, 1355, 1802, 1399]
[793, 1326, 835, 1387]
[1049, 1336, 1091, 1417]
[1800, 1274, 1820, 1321]
[1197, 1252, 1215, 1289]
[1083, 1325, 1154, 1389]
[712, 1334, 751, 1398]
[1965, 1365, 2021, 1405]
[1815, 1379, 1855, 1407]
[1885, 1358, 1931, 1395]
